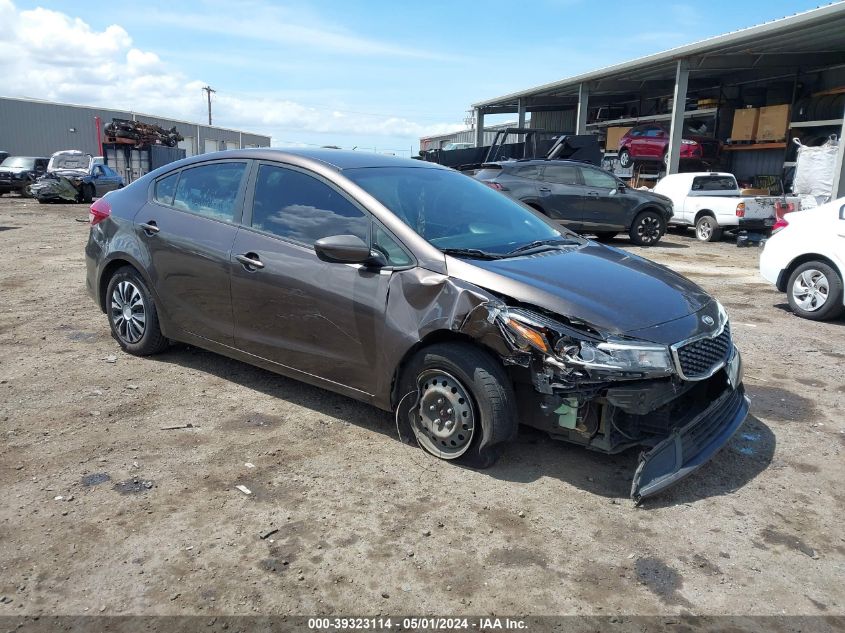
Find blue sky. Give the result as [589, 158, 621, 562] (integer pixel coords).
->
[0, 0, 834, 153]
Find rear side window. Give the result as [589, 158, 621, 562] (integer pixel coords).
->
[514, 165, 541, 179]
[251, 164, 369, 245]
[542, 164, 579, 185]
[154, 172, 179, 206]
[691, 176, 736, 191]
[474, 167, 502, 180]
[172, 162, 247, 222]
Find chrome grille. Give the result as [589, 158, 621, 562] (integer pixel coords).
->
[674, 324, 732, 380]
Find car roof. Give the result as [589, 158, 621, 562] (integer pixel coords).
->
[173, 148, 449, 172]
[486, 159, 599, 169]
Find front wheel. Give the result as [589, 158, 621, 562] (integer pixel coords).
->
[80, 183, 94, 204]
[105, 267, 169, 355]
[398, 342, 517, 468]
[695, 215, 722, 242]
[629, 211, 664, 246]
[787, 261, 844, 321]
[618, 148, 632, 168]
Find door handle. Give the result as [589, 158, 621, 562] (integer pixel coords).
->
[236, 253, 265, 270]
[538, 187, 551, 193]
[139, 221, 159, 235]
[586, 191, 600, 197]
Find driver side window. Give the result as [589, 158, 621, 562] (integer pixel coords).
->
[251, 164, 369, 246]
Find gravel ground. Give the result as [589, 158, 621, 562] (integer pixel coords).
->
[0, 195, 843, 618]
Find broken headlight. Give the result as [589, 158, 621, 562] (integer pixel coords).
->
[556, 338, 674, 378]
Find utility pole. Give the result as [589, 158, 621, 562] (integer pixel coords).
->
[202, 85, 216, 125]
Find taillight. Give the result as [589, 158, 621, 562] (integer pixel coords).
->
[772, 217, 789, 234]
[735, 202, 745, 218]
[89, 197, 111, 226]
[484, 181, 504, 191]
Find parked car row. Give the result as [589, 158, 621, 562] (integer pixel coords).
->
[85, 148, 750, 501]
[6, 150, 125, 203]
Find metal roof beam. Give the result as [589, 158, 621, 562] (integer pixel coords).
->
[691, 51, 845, 71]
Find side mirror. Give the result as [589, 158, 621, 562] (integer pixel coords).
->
[314, 234, 383, 266]
[616, 183, 626, 193]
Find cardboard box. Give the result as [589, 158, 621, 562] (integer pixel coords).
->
[757, 104, 790, 141]
[605, 126, 632, 151]
[731, 108, 759, 141]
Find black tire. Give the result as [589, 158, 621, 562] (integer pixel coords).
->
[695, 215, 722, 242]
[80, 183, 94, 204]
[105, 267, 169, 356]
[618, 148, 632, 168]
[786, 261, 845, 321]
[37, 198, 49, 204]
[629, 210, 665, 246]
[594, 231, 618, 242]
[397, 342, 517, 468]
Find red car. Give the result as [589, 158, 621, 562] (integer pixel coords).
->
[617, 123, 720, 168]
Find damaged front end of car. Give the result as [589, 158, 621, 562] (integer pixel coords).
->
[458, 298, 748, 503]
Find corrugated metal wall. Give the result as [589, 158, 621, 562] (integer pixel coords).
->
[0, 97, 271, 157]
[530, 110, 576, 132]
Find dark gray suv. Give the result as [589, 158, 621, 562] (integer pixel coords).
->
[475, 160, 673, 246]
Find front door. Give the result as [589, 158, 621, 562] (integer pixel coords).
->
[230, 162, 393, 395]
[577, 166, 631, 231]
[139, 160, 249, 345]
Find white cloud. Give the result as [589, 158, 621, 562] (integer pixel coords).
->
[0, 0, 463, 142]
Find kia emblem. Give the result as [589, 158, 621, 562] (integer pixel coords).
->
[702, 315, 715, 326]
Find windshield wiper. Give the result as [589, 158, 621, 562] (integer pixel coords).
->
[440, 248, 503, 260]
[505, 237, 580, 256]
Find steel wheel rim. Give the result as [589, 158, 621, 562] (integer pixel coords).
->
[619, 151, 630, 167]
[110, 280, 146, 343]
[637, 216, 661, 243]
[792, 269, 829, 311]
[411, 369, 476, 459]
[697, 220, 712, 240]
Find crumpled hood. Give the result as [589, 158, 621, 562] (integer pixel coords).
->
[446, 243, 712, 336]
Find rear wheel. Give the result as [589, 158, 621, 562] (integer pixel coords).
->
[629, 210, 664, 246]
[618, 148, 632, 168]
[594, 231, 618, 242]
[105, 267, 169, 356]
[787, 261, 844, 321]
[397, 342, 516, 468]
[695, 215, 722, 242]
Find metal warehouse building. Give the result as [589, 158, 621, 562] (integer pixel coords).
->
[0, 96, 271, 158]
[436, 3, 845, 199]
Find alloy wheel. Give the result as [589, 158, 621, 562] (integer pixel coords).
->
[696, 220, 713, 241]
[636, 216, 661, 244]
[110, 280, 146, 343]
[792, 269, 829, 312]
[412, 369, 476, 459]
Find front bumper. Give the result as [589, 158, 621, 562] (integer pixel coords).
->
[631, 349, 747, 502]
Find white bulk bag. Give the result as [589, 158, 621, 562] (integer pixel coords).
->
[792, 135, 838, 201]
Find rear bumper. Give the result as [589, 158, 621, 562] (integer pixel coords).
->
[738, 217, 775, 231]
[631, 352, 747, 502]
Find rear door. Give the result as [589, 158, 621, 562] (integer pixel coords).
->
[577, 166, 632, 231]
[538, 163, 584, 228]
[641, 126, 667, 159]
[229, 161, 400, 395]
[138, 160, 249, 345]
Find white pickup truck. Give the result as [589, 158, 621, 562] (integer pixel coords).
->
[653, 172, 784, 242]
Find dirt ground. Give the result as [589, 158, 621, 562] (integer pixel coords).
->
[0, 194, 843, 619]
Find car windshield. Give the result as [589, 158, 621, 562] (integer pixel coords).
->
[49, 153, 92, 172]
[346, 166, 580, 256]
[1, 157, 35, 169]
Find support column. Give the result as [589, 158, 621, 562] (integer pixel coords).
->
[517, 99, 526, 129]
[576, 83, 589, 135]
[666, 59, 690, 175]
[475, 108, 485, 148]
[833, 106, 845, 198]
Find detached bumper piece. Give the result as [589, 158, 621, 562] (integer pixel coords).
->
[631, 384, 748, 503]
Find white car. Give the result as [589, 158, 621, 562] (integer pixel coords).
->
[759, 197, 845, 321]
